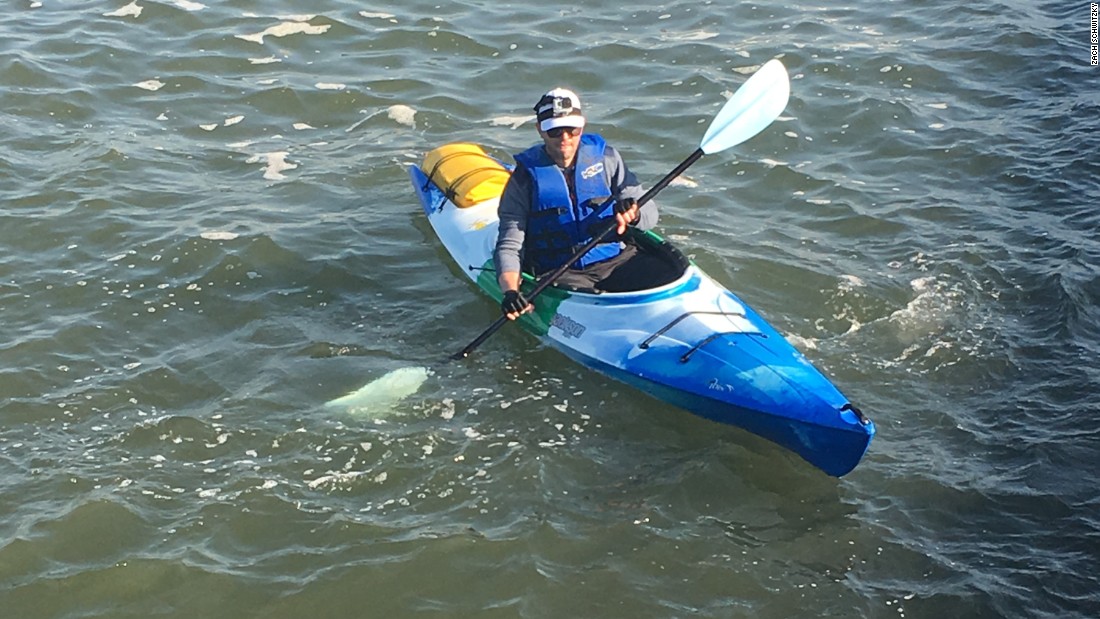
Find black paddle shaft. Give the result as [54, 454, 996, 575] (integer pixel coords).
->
[451, 148, 705, 360]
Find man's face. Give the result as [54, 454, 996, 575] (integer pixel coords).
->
[540, 125, 583, 167]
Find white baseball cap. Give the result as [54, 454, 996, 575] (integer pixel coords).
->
[534, 88, 586, 132]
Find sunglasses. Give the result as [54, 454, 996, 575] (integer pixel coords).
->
[546, 126, 582, 138]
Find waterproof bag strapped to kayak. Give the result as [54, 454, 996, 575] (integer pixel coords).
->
[420, 143, 510, 208]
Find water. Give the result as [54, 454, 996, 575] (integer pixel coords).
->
[2, 1, 1098, 617]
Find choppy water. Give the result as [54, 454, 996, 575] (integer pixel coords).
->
[2, 1, 1098, 617]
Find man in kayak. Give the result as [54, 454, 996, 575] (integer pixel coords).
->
[494, 87, 665, 320]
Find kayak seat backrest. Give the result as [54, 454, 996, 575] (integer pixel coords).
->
[420, 143, 511, 208]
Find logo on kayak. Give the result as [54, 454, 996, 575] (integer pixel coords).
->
[551, 313, 586, 339]
[580, 162, 604, 180]
[707, 378, 735, 393]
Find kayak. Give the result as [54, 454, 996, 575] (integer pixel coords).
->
[409, 143, 875, 476]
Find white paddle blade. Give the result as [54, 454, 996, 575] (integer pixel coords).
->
[700, 59, 790, 155]
[324, 366, 431, 417]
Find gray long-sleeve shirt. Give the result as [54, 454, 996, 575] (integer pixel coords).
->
[492, 141, 658, 276]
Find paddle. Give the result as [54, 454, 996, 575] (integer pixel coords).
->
[452, 58, 791, 360]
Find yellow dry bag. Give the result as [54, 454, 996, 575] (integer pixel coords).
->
[420, 143, 510, 208]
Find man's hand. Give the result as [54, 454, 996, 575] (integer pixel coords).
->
[613, 198, 640, 234]
[501, 290, 532, 320]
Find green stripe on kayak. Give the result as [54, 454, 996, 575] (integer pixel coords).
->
[474, 258, 569, 337]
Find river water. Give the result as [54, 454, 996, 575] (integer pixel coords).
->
[2, 1, 1098, 618]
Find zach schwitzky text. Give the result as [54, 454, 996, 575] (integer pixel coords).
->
[1092, 3, 1098, 65]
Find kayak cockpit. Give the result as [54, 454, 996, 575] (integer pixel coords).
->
[541, 227, 691, 295]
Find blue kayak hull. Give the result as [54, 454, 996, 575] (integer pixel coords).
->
[549, 336, 873, 477]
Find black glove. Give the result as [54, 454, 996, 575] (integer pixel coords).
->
[613, 197, 639, 223]
[501, 290, 529, 316]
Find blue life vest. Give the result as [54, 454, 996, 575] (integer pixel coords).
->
[514, 134, 620, 275]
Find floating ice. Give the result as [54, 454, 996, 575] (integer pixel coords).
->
[105, 2, 142, 18]
[134, 80, 164, 91]
[839, 274, 866, 289]
[670, 175, 698, 188]
[387, 105, 417, 127]
[237, 21, 331, 44]
[246, 151, 297, 180]
[888, 276, 960, 346]
[316, 83, 346, 90]
[307, 471, 364, 489]
[491, 115, 534, 129]
[660, 30, 719, 42]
